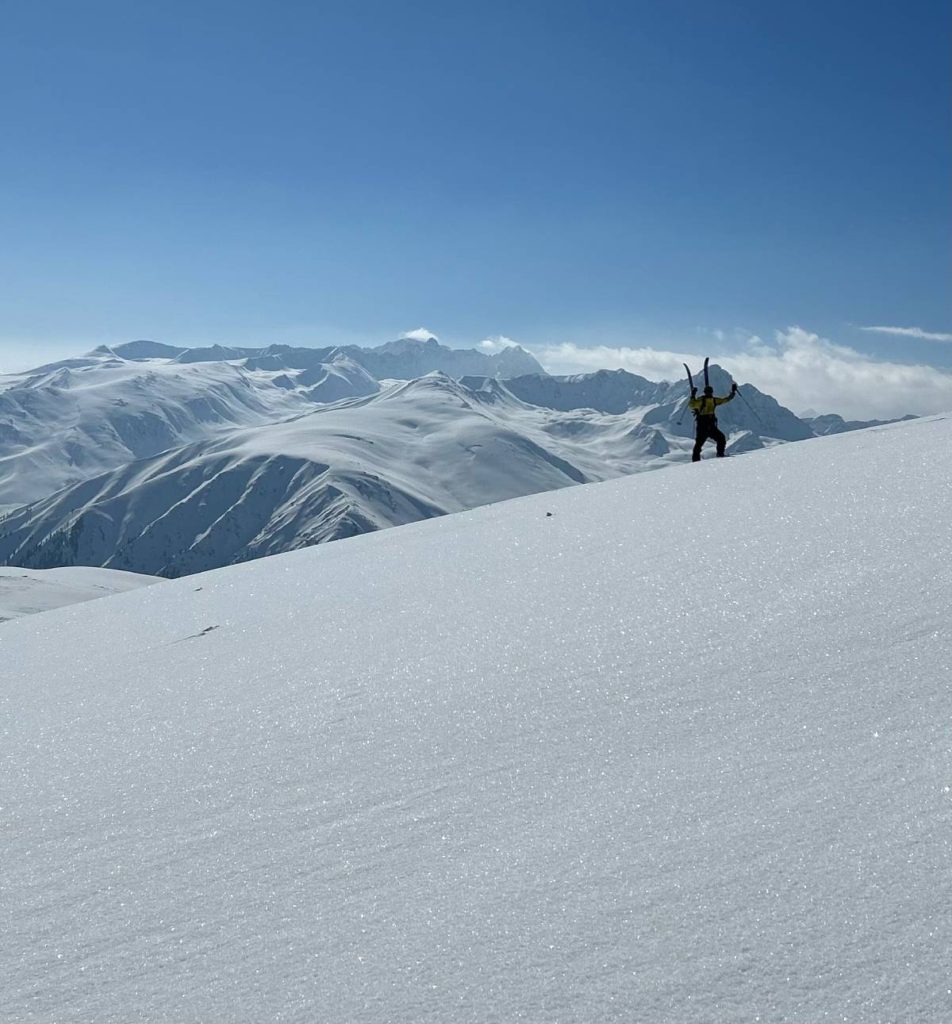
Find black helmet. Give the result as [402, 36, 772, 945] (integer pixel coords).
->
[703, 385, 714, 395]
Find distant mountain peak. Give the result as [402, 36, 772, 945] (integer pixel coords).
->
[88, 340, 185, 360]
[398, 329, 439, 343]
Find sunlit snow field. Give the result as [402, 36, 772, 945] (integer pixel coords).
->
[0, 566, 156, 622]
[3, 415, 951, 1022]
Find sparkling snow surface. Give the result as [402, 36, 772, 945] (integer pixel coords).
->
[3, 416, 952, 1022]
[0, 566, 158, 622]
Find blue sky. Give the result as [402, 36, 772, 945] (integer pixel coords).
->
[1, 0, 949, 413]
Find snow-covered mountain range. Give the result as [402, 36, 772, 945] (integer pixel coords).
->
[95, 333, 545, 381]
[0, 339, 910, 576]
[0, 349, 379, 509]
[3, 413, 950, 1022]
[0, 337, 542, 510]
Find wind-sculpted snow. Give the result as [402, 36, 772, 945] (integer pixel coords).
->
[2, 414, 951, 1022]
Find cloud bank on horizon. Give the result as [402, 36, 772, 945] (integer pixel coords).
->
[531, 327, 952, 421]
[399, 324, 952, 420]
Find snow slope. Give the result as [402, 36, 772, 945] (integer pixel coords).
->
[0, 565, 158, 622]
[2, 414, 951, 1022]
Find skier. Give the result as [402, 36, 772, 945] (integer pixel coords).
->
[689, 381, 738, 461]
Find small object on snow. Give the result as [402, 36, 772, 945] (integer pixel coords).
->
[173, 624, 220, 644]
[545, 512, 553, 517]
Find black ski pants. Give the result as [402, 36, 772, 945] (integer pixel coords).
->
[692, 417, 726, 461]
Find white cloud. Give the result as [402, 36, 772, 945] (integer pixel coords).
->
[531, 327, 952, 420]
[400, 328, 438, 342]
[537, 343, 689, 381]
[859, 325, 952, 344]
[478, 335, 521, 354]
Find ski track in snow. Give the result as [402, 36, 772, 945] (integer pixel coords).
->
[1, 415, 951, 1022]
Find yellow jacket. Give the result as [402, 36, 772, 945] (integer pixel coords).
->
[688, 393, 735, 418]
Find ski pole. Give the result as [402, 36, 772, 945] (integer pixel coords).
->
[733, 383, 765, 426]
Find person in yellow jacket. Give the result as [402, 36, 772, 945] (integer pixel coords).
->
[688, 381, 738, 461]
